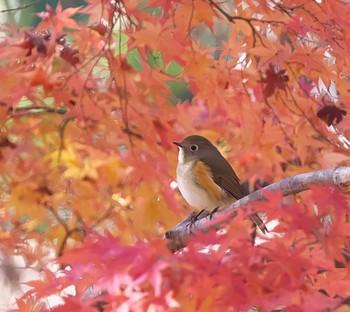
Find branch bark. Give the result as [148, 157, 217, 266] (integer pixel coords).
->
[165, 166, 350, 253]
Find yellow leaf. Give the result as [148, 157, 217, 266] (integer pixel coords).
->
[47, 142, 80, 169]
[97, 158, 123, 185]
[6, 182, 43, 218]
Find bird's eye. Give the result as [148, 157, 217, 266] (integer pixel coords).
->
[190, 144, 198, 151]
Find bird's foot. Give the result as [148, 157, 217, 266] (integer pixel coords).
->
[209, 206, 219, 220]
[187, 209, 211, 234]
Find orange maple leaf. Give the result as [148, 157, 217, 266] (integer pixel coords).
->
[36, 2, 81, 33]
[289, 46, 328, 75]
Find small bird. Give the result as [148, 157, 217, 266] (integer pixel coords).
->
[174, 135, 267, 233]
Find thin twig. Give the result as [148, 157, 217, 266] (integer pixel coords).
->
[91, 206, 115, 228]
[47, 206, 69, 233]
[207, 0, 285, 48]
[57, 116, 76, 165]
[58, 227, 86, 257]
[9, 106, 68, 117]
[0, 1, 38, 13]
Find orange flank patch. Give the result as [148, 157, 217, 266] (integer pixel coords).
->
[192, 160, 223, 202]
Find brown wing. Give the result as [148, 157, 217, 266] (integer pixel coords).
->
[202, 149, 247, 200]
[202, 150, 268, 233]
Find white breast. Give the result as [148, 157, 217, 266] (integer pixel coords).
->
[176, 159, 222, 211]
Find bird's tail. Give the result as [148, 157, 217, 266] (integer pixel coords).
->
[249, 212, 268, 234]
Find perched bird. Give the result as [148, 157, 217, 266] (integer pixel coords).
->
[174, 135, 267, 233]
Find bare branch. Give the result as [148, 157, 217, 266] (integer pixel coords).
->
[207, 0, 286, 47]
[9, 106, 68, 117]
[0, 1, 38, 13]
[57, 227, 86, 258]
[165, 166, 350, 253]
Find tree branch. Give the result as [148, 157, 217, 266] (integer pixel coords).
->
[207, 0, 286, 47]
[165, 166, 350, 253]
[9, 106, 68, 117]
[0, 1, 38, 13]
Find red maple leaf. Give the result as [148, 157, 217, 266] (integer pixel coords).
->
[317, 105, 347, 126]
[60, 46, 80, 66]
[261, 64, 289, 97]
[18, 31, 47, 55]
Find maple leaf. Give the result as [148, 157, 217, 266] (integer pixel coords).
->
[36, 2, 81, 33]
[317, 105, 347, 126]
[89, 22, 108, 36]
[60, 46, 80, 66]
[287, 17, 311, 37]
[249, 40, 291, 70]
[289, 46, 328, 75]
[6, 182, 46, 218]
[173, 0, 215, 31]
[130, 21, 165, 50]
[261, 64, 289, 97]
[153, 119, 175, 150]
[18, 31, 47, 55]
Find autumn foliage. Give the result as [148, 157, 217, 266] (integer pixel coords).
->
[0, 0, 350, 311]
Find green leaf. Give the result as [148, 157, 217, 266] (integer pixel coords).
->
[166, 61, 183, 77]
[165, 80, 193, 103]
[147, 50, 164, 70]
[114, 33, 129, 55]
[127, 48, 144, 70]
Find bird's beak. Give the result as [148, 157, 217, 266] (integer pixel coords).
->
[173, 141, 183, 148]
